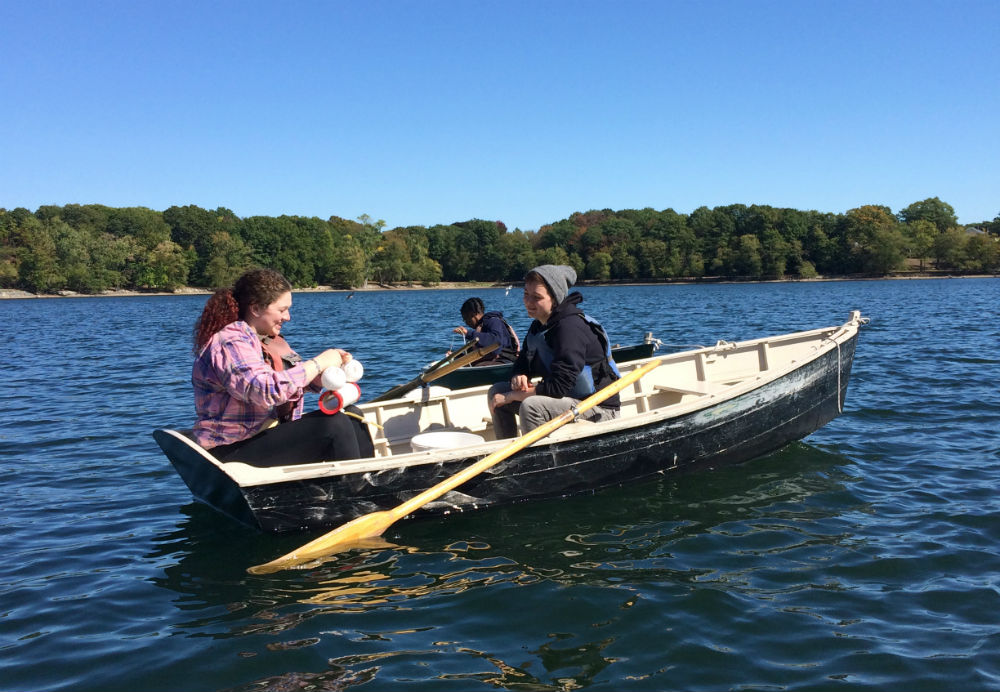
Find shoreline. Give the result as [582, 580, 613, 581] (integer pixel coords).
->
[1, 273, 996, 300]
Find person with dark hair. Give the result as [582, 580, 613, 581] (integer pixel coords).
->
[191, 268, 373, 466]
[487, 264, 620, 438]
[452, 296, 519, 365]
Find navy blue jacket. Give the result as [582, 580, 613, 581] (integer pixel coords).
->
[512, 292, 620, 409]
[463, 310, 518, 362]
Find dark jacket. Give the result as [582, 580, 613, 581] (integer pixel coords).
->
[464, 310, 518, 363]
[512, 292, 619, 409]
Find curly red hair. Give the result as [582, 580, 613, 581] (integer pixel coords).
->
[193, 268, 292, 352]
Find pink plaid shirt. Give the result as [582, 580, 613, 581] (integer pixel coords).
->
[192, 321, 318, 449]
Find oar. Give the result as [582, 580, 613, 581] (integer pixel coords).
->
[370, 342, 500, 402]
[368, 341, 477, 403]
[248, 357, 662, 574]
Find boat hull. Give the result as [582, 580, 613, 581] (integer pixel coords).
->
[231, 331, 857, 532]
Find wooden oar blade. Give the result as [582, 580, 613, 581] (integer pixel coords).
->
[247, 510, 396, 574]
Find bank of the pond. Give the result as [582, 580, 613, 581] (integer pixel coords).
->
[2, 271, 996, 300]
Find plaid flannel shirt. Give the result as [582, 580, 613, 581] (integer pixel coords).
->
[192, 321, 318, 448]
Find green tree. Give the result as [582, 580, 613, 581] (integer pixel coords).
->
[585, 251, 612, 281]
[107, 207, 172, 250]
[136, 240, 190, 289]
[327, 235, 366, 288]
[733, 234, 763, 276]
[759, 227, 788, 276]
[355, 214, 386, 286]
[454, 219, 505, 281]
[495, 230, 536, 280]
[92, 232, 140, 289]
[961, 232, 1000, 271]
[844, 205, 905, 273]
[689, 206, 736, 263]
[804, 223, 837, 274]
[799, 260, 819, 278]
[609, 244, 638, 279]
[203, 231, 251, 287]
[636, 238, 670, 278]
[163, 205, 238, 286]
[535, 245, 571, 267]
[902, 220, 937, 270]
[932, 228, 967, 269]
[0, 210, 17, 287]
[15, 216, 63, 292]
[538, 218, 579, 251]
[50, 220, 102, 292]
[898, 197, 958, 233]
[371, 233, 408, 283]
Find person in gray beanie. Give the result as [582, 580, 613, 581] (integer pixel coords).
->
[527, 264, 577, 306]
[487, 264, 620, 438]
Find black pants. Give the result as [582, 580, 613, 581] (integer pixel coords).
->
[212, 407, 374, 467]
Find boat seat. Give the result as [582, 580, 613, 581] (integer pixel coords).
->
[654, 381, 723, 396]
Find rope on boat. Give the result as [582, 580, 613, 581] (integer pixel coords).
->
[344, 410, 384, 430]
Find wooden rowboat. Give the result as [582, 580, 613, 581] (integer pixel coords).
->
[154, 311, 867, 533]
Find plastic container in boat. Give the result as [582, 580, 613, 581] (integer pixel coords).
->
[410, 431, 485, 453]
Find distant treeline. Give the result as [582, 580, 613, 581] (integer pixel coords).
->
[0, 198, 997, 293]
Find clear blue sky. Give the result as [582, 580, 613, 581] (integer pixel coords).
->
[2, 0, 997, 230]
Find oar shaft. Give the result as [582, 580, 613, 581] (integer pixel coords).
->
[390, 358, 661, 520]
[249, 357, 662, 573]
[370, 342, 493, 403]
[419, 343, 499, 383]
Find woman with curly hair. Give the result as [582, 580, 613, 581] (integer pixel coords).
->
[191, 268, 372, 466]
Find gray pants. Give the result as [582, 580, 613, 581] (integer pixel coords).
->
[488, 382, 620, 439]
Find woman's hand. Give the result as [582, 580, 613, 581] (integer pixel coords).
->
[313, 348, 349, 372]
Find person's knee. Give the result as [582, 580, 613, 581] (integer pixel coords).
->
[519, 396, 544, 419]
[518, 397, 551, 432]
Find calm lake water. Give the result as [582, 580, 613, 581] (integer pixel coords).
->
[3, 278, 999, 691]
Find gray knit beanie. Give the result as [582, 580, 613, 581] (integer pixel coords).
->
[528, 264, 577, 305]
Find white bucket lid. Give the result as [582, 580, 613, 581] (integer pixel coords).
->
[410, 431, 485, 452]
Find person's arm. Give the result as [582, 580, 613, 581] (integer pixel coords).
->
[215, 328, 314, 407]
[452, 325, 475, 342]
[490, 381, 536, 413]
[468, 315, 507, 350]
[510, 332, 530, 377]
[304, 349, 350, 391]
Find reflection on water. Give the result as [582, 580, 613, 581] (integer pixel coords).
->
[145, 442, 863, 690]
[154, 442, 853, 607]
